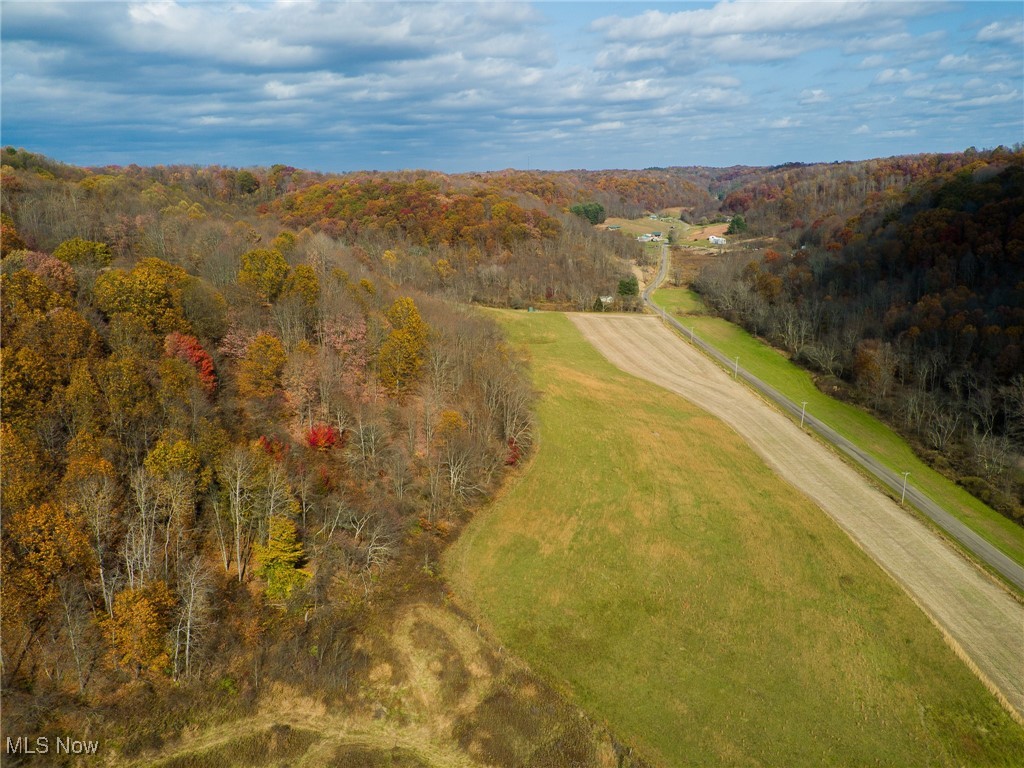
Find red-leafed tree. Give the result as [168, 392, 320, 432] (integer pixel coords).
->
[306, 423, 341, 451]
[164, 332, 217, 395]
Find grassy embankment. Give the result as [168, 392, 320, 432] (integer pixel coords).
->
[445, 309, 1024, 767]
[650, 286, 1024, 570]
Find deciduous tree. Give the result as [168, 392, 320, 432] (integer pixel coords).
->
[254, 515, 309, 603]
[238, 332, 287, 400]
[379, 297, 429, 396]
[239, 248, 289, 303]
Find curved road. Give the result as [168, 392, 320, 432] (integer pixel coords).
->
[568, 246, 1024, 719]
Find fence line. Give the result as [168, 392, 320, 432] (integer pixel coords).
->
[644, 247, 1024, 593]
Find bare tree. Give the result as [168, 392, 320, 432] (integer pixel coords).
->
[123, 468, 160, 588]
[173, 558, 211, 679]
[219, 446, 262, 581]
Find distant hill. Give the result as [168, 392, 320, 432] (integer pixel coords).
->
[694, 148, 1024, 520]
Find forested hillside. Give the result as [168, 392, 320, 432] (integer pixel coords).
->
[3, 145, 1022, 763]
[0, 149, 664, 764]
[696, 149, 1024, 520]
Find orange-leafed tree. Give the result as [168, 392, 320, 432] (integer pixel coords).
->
[1, 502, 92, 687]
[104, 581, 176, 678]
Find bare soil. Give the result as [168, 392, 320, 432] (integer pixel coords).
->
[570, 312, 1024, 721]
[128, 601, 631, 768]
[684, 222, 729, 239]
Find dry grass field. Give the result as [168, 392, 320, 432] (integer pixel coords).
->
[445, 309, 1024, 767]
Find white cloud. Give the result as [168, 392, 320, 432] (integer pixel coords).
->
[937, 54, 973, 71]
[955, 90, 1020, 109]
[585, 120, 625, 132]
[799, 89, 829, 104]
[977, 19, 1024, 46]
[601, 79, 672, 103]
[2, 0, 1021, 172]
[874, 68, 924, 84]
[594, 1, 932, 41]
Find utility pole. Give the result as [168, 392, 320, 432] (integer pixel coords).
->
[900, 472, 910, 506]
[733, 356, 739, 379]
[800, 401, 808, 428]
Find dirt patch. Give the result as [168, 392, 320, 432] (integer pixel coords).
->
[685, 223, 729, 240]
[569, 312, 1024, 721]
[151, 725, 320, 768]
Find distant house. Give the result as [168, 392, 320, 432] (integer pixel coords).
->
[637, 234, 653, 242]
[651, 232, 662, 237]
[599, 295, 614, 305]
[709, 235, 727, 245]
[607, 224, 621, 230]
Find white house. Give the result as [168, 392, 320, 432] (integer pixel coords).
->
[709, 235, 727, 245]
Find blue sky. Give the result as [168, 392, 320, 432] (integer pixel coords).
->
[2, 1, 1021, 172]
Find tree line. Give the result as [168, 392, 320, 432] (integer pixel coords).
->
[695, 151, 1024, 521]
[0, 150, 542, 752]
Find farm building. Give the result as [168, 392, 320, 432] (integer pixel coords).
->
[709, 235, 727, 245]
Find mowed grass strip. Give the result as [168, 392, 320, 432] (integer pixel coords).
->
[652, 286, 1024, 569]
[445, 310, 1024, 768]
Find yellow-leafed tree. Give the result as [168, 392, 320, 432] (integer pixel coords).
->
[254, 514, 308, 603]
[238, 332, 287, 400]
[378, 296, 428, 396]
[238, 248, 289, 303]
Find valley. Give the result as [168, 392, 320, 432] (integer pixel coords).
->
[445, 310, 1024, 766]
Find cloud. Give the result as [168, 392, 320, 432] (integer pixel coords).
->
[977, 19, 1024, 46]
[799, 89, 830, 105]
[937, 54, 973, 71]
[585, 121, 625, 132]
[594, 1, 933, 41]
[874, 68, 924, 84]
[1, 1, 1021, 172]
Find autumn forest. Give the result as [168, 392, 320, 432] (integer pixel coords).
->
[1, 145, 1022, 762]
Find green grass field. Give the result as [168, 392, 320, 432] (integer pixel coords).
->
[445, 310, 1024, 767]
[651, 286, 1024, 569]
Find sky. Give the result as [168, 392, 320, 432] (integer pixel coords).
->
[2, 1, 1022, 173]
